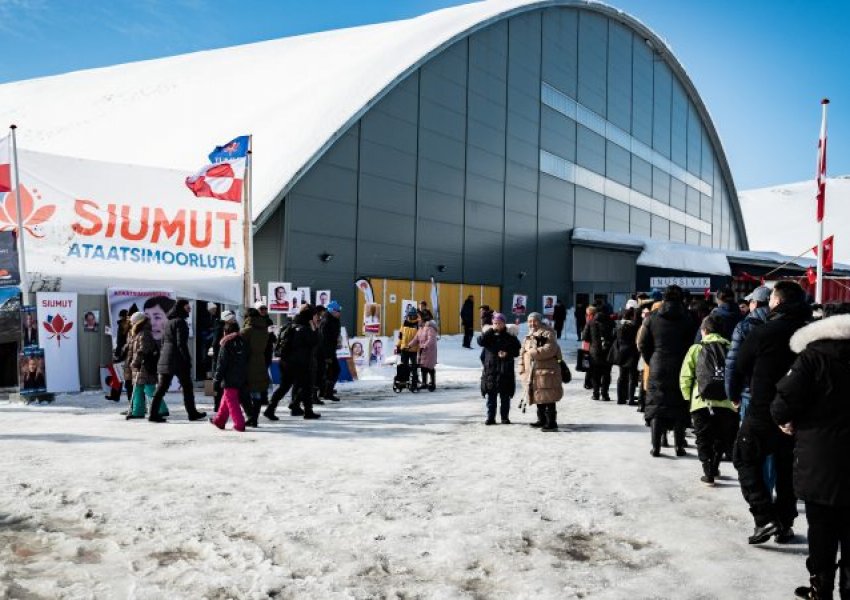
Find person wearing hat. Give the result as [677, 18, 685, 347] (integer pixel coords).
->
[240, 308, 273, 428]
[318, 301, 343, 401]
[726, 286, 772, 419]
[396, 305, 421, 387]
[478, 312, 520, 424]
[519, 312, 563, 431]
[288, 303, 322, 419]
[126, 312, 169, 419]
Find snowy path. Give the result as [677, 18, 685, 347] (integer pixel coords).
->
[1, 361, 806, 599]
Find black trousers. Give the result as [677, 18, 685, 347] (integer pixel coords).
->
[291, 369, 315, 413]
[150, 370, 198, 418]
[733, 418, 797, 528]
[486, 391, 510, 420]
[462, 324, 473, 348]
[651, 416, 685, 452]
[420, 367, 435, 388]
[323, 357, 340, 395]
[591, 362, 612, 397]
[401, 350, 419, 385]
[616, 364, 639, 404]
[267, 365, 295, 413]
[692, 407, 738, 476]
[554, 322, 564, 339]
[806, 501, 850, 595]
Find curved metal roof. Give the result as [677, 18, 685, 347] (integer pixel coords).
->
[0, 0, 746, 246]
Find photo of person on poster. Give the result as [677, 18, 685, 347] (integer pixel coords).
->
[512, 294, 527, 316]
[268, 282, 291, 313]
[364, 303, 381, 334]
[84, 310, 100, 332]
[350, 338, 367, 367]
[143, 296, 176, 342]
[369, 337, 385, 366]
[20, 352, 46, 393]
[316, 290, 331, 307]
[542, 295, 556, 318]
[22, 308, 38, 348]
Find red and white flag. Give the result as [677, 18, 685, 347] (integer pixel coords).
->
[0, 136, 12, 193]
[816, 101, 828, 222]
[185, 159, 245, 202]
[813, 235, 835, 272]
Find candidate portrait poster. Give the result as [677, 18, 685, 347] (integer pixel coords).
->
[36, 292, 80, 393]
[336, 327, 351, 359]
[268, 282, 291, 314]
[363, 303, 381, 335]
[107, 288, 177, 348]
[315, 290, 331, 307]
[286, 291, 302, 316]
[368, 336, 388, 367]
[83, 309, 100, 333]
[20, 348, 47, 397]
[21, 305, 39, 349]
[350, 337, 368, 368]
[511, 294, 528, 316]
[542, 295, 557, 318]
[400, 299, 417, 326]
[296, 287, 311, 306]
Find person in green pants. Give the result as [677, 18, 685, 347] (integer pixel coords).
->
[126, 312, 169, 419]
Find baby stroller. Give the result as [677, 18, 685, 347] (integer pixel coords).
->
[392, 361, 420, 393]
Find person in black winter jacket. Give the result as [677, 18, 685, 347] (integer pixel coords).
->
[613, 308, 640, 405]
[461, 295, 475, 348]
[553, 300, 567, 339]
[149, 299, 206, 422]
[733, 280, 811, 545]
[288, 304, 321, 420]
[583, 306, 615, 401]
[638, 286, 698, 456]
[725, 286, 771, 412]
[478, 313, 521, 425]
[697, 287, 743, 343]
[772, 307, 850, 600]
[318, 301, 342, 401]
[210, 320, 248, 432]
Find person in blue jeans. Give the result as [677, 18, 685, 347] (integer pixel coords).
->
[478, 313, 521, 425]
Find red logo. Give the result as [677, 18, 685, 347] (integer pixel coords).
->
[0, 185, 56, 238]
[43, 314, 73, 347]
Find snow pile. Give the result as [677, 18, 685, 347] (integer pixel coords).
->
[739, 176, 850, 264]
[0, 333, 807, 598]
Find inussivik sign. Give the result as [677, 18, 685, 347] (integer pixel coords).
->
[7, 149, 244, 303]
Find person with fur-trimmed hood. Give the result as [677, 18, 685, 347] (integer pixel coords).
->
[773, 305, 850, 600]
[478, 312, 521, 425]
[520, 312, 563, 432]
[412, 319, 439, 391]
[126, 312, 169, 419]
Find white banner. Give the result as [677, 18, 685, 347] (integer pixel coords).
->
[10, 149, 244, 303]
[36, 292, 80, 393]
[649, 277, 711, 290]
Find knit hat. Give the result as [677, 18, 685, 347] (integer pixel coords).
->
[527, 312, 543, 321]
[221, 310, 236, 322]
[207, 302, 217, 310]
[492, 312, 506, 323]
[327, 300, 342, 313]
[406, 305, 418, 317]
[130, 312, 147, 325]
[745, 286, 771, 303]
[253, 300, 267, 309]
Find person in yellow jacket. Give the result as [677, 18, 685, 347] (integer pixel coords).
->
[396, 306, 421, 387]
[679, 314, 739, 486]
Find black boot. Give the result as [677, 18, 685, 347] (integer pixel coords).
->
[263, 398, 280, 421]
[541, 404, 558, 432]
[794, 572, 835, 599]
[530, 404, 545, 428]
[748, 521, 780, 545]
[427, 369, 436, 392]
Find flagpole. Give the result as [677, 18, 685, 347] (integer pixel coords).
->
[242, 136, 254, 309]
[9, 125, 29, 306]
[816, 99, 829, 304]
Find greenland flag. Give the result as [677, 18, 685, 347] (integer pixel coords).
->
[185, 158, 245, 202]
[0, 136, 11, 193]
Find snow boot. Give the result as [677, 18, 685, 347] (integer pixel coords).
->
[541, 404, 558, 432]
[700, 475, 715, 486]
[485, 418, 496, 426]
[794, 572, 835, 599]
[530, 405, 546, 428]
[303, 410, 321, 420]
[748, 521, 780, 545]
[774, 525, 795, 544]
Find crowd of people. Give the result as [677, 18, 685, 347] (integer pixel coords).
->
[567, 282, 849, 599]
[108, 283, 849, 598]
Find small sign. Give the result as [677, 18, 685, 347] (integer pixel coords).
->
[650, 277, 711, 290]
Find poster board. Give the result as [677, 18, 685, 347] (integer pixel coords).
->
[36, 292, 80, 393]
[268, 282, 292, 313]
[511, 294, 528, 316]
[542, 295, 557, 318]
[363, 303, 381, 335]
[316, 290, 331, 307]
[400, 299, 417, 326]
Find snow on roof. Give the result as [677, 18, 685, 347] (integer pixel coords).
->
[0, 0, 712, 229]
[572, 228, 732, 275]
[739, 177, 850, 264]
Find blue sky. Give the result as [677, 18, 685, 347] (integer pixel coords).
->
[0, 0, 847, 190]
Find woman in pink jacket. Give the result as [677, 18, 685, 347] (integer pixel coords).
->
[414, 320, 438, 391]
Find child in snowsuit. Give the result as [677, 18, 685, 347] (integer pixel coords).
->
[211, 320, 249, 432]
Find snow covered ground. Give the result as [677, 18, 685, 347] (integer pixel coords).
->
[1, 334, 808, 599]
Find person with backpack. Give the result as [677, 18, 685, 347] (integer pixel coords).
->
[679, 315, 738, 485]
[478, 313, 521, 425]
[612, 308, 640, 405]
[211, 319, 249, 432]
[583, 304, 615, 401]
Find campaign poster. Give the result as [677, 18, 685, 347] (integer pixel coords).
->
[355, 279, 374, 304]
[315, 290, 331, 307]
[21, 305, 39, 348]
[400, 299, 417, 325]
[20, 348, 47, 397]
[0, 231, 20, 287]
[0, 288, 20, 345]
[363, 303, 381, 335]
[336, 326, 351, 359]
[511, 294, 528, 316]
[83, 309, 100, 332]
[368, 336, 388, 367]
[542, 295, 557, 318]
[36, 292, 80, 393]
[252, 283, 262, 304]
[286, 291, 301, 316]
[268, 282, 291, 313]
[297, 287, 311, 306]
[350, 337, 368, 368]
[107, 288, 176, 347]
